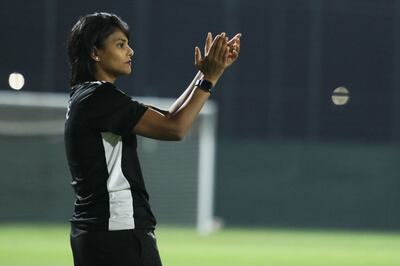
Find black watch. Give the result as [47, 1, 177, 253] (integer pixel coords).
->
[195, 79, 213, 93]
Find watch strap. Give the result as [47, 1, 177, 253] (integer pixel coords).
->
[195, 79, 213, 92]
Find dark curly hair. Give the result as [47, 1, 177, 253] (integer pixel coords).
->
[67, 12, 130, 86]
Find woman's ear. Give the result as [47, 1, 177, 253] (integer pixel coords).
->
[91, 47, 100, 62]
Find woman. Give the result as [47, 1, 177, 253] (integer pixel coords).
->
[65, 12, 241, 266]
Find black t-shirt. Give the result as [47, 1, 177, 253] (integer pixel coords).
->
[64, 81, 156, 231]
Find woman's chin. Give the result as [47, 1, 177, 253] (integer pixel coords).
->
[124, 67, 132, 75]
[119, 69, 132, 76]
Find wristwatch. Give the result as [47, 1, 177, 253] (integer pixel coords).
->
[195, 79, 213, 93]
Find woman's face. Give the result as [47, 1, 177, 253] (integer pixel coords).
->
[93, 29, 134, 81]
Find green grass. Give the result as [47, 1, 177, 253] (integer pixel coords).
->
[0, 224, 399, 266]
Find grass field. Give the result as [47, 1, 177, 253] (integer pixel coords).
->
[0, 224, 399, 266]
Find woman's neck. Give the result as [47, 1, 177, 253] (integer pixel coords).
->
[94, 67, 116, 84]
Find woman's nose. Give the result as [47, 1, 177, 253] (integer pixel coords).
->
[128, 47, 134, 57]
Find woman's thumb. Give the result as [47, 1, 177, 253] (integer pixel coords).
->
[194, 46, 202, 66]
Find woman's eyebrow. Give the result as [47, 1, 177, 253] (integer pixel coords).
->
[114, 38, 128, 42]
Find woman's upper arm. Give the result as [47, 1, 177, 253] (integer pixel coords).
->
[132, 108, 182, 141]
[145, 105, 170, 116]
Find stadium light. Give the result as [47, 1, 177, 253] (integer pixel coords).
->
[9, 72, 25, 90]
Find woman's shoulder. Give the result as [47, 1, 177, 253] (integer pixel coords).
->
[73, 80, 115, 91]
[76, 82, 133, 108]
[72, 81, 117, 97]
[69, 81, 115, 105]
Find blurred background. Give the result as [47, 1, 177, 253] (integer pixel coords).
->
[1, 0, 400, 244]
[1, 0, 400, 231]
[2, 0, 400, 265]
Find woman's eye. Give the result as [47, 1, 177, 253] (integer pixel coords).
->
[118, 43, 124, 48]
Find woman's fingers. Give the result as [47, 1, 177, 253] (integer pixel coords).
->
[227, 33, 241, 50]
[235, 35, 241, 55]
[218, 33, 227, 59]
[227, 33, 241, 49]
[203, 32, 235, 68]
[211, 33, 226, 61]
[232, 50, 239, 59]
[196, 31, 241, 74]
[218, 37, 229, 61]
[226, 35, 241, 60]
[222, 43, 230, 64]
[204, 32, 212, 55]
[218, 35, 228, 60]
[207, 33, 221, 58]
[227, 33, 242, 44]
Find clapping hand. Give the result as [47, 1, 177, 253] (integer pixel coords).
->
[195, 32, 242, 85]
[226, 33, 241, 67]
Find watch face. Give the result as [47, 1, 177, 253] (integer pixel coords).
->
[196, 79, 212, 91]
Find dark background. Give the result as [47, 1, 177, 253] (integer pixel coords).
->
[1, 0, 399, 230]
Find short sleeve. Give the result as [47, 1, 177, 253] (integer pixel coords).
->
[83, 83, 148, 136]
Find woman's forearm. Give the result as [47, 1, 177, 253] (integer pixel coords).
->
[168, 71, 203, 116]
[169, 88, 210, 138]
